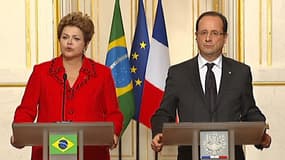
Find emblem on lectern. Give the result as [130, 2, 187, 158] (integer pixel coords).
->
[200, 131, 229, 159]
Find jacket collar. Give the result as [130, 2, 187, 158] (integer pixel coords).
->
[49, 55, 97, 85]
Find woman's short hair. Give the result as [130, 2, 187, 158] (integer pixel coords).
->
[57, 12, 94, 44]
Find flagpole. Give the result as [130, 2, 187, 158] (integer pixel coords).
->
[155, 152, 158, 160]
[136, 121, 140, 160]
[118, 139, 122, 160]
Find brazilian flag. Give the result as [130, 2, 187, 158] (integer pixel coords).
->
[105, 0, 135, 134]
[49, 134, 77, 155]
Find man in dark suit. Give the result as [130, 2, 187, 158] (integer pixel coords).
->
[151, 11, 271, 160]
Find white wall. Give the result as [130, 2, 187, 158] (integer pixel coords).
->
[0, 0, 283, 159]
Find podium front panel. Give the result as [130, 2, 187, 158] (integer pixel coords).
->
[12, 122, 114, 146]
[162, 122, 266, 145]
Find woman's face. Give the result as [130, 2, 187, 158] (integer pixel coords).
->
[60, 26, 86, 59]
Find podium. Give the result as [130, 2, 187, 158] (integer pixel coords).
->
[12, 122, 114, 160]
[162, 122, 267, 160]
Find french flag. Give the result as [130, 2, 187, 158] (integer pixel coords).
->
[139, 0, 170, 128]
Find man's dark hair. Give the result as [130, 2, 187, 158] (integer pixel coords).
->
[195, 11, 228, 33]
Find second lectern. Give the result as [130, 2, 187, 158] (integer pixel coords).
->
[162, 122, 267, 160]
[12, 122, 114, 160]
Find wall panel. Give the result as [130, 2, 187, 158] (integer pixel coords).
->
[0, 0, 284, 159]
[0, 0, 54, 159]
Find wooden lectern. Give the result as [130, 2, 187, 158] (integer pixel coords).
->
[12, 122, 114, 160]
[162, 122, 267, 160]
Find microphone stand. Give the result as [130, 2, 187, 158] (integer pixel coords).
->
[62, 73, 67, 122]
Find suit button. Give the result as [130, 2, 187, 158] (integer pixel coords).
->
[211, 112, 216, 122]
[68, 109, 74, 115]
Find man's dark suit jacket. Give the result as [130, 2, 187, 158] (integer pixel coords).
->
[151, 55, 266, 160]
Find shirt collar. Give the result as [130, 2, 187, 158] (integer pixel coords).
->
[198, 54, 222, 69]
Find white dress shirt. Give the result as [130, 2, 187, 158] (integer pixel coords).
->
[198, 54, 222, 94]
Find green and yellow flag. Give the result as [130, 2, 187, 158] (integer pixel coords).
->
[105, 0, 135, 134]
[49, 134, 77, 155]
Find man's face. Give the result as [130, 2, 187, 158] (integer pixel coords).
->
[195, 16, 227, 61]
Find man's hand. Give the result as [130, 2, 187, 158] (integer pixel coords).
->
[151, 133, 163, 152]
[260, 132, 271, 148]
[255, 132, 271, 150]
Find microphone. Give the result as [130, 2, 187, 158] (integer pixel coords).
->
[62, 73, 67, 122]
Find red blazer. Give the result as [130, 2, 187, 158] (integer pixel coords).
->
[13, 56, 123, 160]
